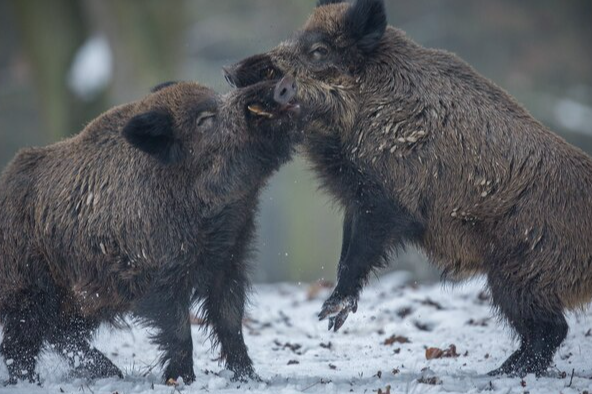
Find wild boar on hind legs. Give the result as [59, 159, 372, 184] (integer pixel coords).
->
[226, 0, 592, 377]
[0, 77, 301, 385]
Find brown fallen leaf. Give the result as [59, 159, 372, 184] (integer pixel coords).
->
[306, 280, 334, 300]
[383, 334, 410, 346]
[425, 344, 459, 359]
[425, 347, 444, 360]
[274, 340, 302, 353]
[397, 307, 413, 318]
[166, 378, 178, 386]
[414, 321, 432, 331]
[466, 317, 490, 326]
[377, 385, 391, 394]
[420, 298, 443, 310]
[417, 376, 442, 385]
[320, 342, 332, 350]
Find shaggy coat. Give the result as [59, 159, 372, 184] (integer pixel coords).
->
[0, 78, 300, 384]
[225, 0, 592, 376]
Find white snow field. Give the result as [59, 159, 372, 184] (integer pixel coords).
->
[1, 272, 591, 393]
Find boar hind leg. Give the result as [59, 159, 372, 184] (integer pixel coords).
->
[136, 286, 195, 384]
[48, 315, 122, 380]
[204, 268, 255, 382]
[0, 289, 53, 384]
[487, 271, 567, 377]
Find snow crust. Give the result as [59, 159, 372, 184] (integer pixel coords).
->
[1, 272, 591, 393]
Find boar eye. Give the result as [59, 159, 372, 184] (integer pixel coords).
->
[309, 43, 329, 62]
[196, 111, 216, 128]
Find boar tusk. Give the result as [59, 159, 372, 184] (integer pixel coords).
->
[248, 105, 274, 118]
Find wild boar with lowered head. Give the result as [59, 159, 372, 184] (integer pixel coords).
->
[0, 77, 301, 384]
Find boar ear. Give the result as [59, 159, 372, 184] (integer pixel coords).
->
[317, 0, 344, 6]
[122, 111, 184, 165]
[345, 0, 387, 54]
[150, 81, 179, 93]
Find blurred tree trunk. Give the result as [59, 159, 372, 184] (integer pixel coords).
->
[83, 0, 187, 103]
[10, 0, 104, 141]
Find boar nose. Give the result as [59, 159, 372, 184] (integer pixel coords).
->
[274, 76, 297, 105]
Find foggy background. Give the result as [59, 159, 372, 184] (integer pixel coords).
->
[1, 0, 591, 283]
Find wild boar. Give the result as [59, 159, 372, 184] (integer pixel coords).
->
[0, 77, 301, 384]
[225, 0, 592, 377]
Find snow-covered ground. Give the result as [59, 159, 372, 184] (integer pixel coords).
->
[1, 272, 591, 393]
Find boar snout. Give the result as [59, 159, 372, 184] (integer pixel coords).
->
[274, 76, 297, 105]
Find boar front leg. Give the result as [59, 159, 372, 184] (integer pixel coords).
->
[319, 200, 421, 331]
[0, 289, 49, 384]
[48, 315, 122, 379]
[135, 281, 195, 384]
[338, 205, 354, 263]
[203, 263, 255, 382]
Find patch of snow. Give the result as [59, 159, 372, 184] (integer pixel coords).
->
[208, 375, 228, 390]
[67, 35, 113, 101]
[1, 272, 591, 393]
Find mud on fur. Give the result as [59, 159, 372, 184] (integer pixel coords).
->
[226, 0, 592, 377]
[0, 77, 302, 385]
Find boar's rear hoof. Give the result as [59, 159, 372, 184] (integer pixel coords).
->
[70, 348, 123, 380]
[227, 359, 258, 383]
[231, 367, 260, 383]
[487, 348, 525, 377]
[2, 373, 39, 386]
[488, 349, 551, 378]
[164, 363, 196, 385]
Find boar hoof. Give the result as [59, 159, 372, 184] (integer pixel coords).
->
[318, 293, 359, 332]
[488, 349, 550, 378]
[230, 365, 260, 383]
[3, 373, 39, 386]
[164, 366, 196, 385]
[71, 362, 123, 380]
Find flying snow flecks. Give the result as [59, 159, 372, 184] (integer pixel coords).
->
[67, 35, 113, 101]
[1, 272, 592, 393]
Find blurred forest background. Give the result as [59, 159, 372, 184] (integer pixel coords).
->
[1, 0, 591, 283]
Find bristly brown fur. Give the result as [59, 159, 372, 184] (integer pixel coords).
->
[0, 81, 301, 384]
[226, 0, 592, 377]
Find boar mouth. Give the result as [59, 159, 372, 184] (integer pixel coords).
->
[246, 75, 300, 119]
[247, 100, 301, 119]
